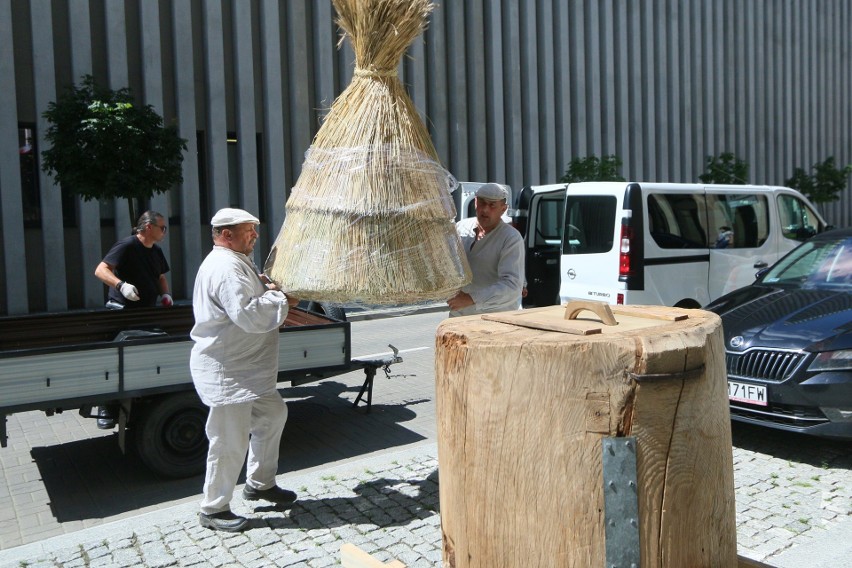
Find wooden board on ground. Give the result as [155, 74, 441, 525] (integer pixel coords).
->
[340, 543, 406, 568]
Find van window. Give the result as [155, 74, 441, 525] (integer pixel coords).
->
[707, 193, 769, 248]
[647, 193, 708, 248]
[562, 195, 617, 254]
[534, 197, 565, 245]
[777, 194, 821, 241]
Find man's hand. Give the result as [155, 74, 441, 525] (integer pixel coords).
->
[447, 291, 474, 311]
[160, 293, 174, 307]
[119, 281, 140, 301]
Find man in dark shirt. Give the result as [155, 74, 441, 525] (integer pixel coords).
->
[95, 210, 172, 309]
[93, 210, 172, 428]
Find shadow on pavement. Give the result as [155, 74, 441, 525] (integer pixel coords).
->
[29, 381, 427, 523]
[247, 469, 440, 531]
[731, 421, 852, 470]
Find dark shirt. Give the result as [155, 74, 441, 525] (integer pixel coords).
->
[103, 235, 170, 308]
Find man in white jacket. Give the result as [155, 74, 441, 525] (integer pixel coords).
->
[190, 208, 299, 532]
[448, 183, 525, 316]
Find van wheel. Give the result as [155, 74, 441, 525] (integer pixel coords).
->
[674, 300, 701, 309]
[133, 392, 209, 478]
[305, 301, 347, 321]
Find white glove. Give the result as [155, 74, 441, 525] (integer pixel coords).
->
[160, 293, 173, 307]
[118, 281, 140, 301]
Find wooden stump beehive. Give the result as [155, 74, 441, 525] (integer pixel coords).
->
[435, 302, 737, 567]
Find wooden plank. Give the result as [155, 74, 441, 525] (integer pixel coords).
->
[0, 306, 332, 351]
[340, 543, 406, 568]
[738, 554, 776, 567]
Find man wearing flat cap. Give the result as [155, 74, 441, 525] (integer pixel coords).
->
[190, 207, 299, 532]
[448, 183, 525, 316]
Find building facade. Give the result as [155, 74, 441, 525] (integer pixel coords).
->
[1, 0, 850, 315]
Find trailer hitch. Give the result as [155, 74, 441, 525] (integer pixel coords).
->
[352, 344, 404, 412]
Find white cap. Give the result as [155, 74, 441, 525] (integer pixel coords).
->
[475, 183, 510, 202]
[210, 208, 260, 227]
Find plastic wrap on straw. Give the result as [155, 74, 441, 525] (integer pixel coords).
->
[265, 0, 471, 305]
[266, 146, 470, 304]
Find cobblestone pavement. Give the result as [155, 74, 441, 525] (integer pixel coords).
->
[0, 432, 849, 568]
[0, 309, 850, 567]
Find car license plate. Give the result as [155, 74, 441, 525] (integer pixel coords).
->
[728, 380, 767, 406]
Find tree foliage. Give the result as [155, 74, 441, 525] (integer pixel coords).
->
[697, 152, 749, 184]
[41, 75, 187, 225]
[785, 156, 852, 204]
[559, 155, 625, 184]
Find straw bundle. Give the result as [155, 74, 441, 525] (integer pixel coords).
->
[265, 0, 471, 305]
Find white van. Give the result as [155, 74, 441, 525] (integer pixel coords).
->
[515, 182, 829, 308]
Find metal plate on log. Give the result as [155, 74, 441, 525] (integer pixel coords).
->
[603, 436, 640, 568]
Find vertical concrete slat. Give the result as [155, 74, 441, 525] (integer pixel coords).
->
[260, 0, 288, 244]
[536, 0, 556, 183]
[0, 0, 28, 314]
[172, 0, 202, 295]
[105, 0, 130, 230]
[68, 0, 102, 308]
[31, 0, 67, 312]
[425, 4, 450, 168]
[139, 0, 170, 262]
[284, 2, 312, 189]
[484, 1, 507, 184]
[232, 0, 259, 223]
[202, 0, 230, 211]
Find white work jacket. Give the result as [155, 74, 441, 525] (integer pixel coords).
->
[451, 218, 525, 317]
[189, 246, 290, 406]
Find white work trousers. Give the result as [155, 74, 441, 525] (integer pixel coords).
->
[200, 391, 288, 514]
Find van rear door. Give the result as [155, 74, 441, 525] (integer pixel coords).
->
[558, 184, 623, 305]
[517, 184, 566, 306]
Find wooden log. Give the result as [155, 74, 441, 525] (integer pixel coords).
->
[435, 303, 736, 567]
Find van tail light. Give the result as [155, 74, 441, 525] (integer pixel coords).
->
[619, 223, 634, 277]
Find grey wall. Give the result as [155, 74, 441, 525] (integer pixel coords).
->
[1, 0, 850, 315]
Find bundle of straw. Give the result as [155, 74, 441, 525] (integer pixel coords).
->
[265, 0, 471, 305]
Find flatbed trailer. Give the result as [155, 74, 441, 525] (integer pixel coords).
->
[0, 305, 401, 477]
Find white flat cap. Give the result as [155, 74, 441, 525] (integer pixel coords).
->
[476, 183, 510, 202]
[210, 208, 260, 227]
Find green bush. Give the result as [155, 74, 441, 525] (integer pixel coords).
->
[698, 152, 749, 184]
[41, 75, 187, 226]
[785, 157, 852, 204]
[559, 155, 625, 183]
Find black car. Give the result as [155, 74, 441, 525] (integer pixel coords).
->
[705, 228, 852, 440]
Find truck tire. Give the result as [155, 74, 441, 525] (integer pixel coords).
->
[133, 391, 209, 478]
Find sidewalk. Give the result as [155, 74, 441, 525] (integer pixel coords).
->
[1, 437, 850, 568]
[0, 442, 442, 568]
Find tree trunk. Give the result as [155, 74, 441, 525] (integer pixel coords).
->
[435, 303, 737, 567]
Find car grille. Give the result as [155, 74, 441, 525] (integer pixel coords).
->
[726, 349, 806, 383]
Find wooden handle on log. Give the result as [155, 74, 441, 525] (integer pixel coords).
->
[563, 300, 617, 326]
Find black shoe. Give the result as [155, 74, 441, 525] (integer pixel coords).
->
[96, 407, 116, 430]
[242, 484, 297, 504]
[199, 510, 249, 532]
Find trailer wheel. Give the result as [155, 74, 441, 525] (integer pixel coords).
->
[133, 392, 209, 478]
[306, 301, 347, 321]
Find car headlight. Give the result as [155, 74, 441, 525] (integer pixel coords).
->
[808, 349, 852, 372]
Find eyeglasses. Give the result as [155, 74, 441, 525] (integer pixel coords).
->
[151, 224, 167, 233]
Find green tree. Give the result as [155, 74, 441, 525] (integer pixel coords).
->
[698, 152, 749, 184]
[41, 75, 187, 227]
[559, 155, 625, 183]
[785, 156, 852, 204]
